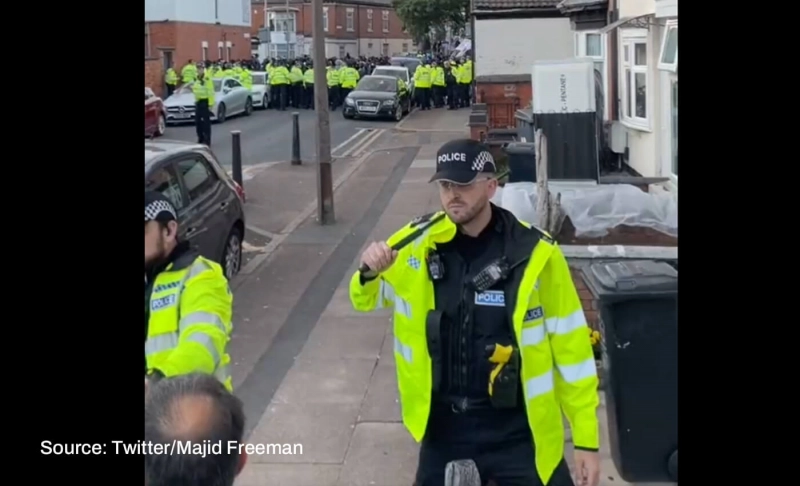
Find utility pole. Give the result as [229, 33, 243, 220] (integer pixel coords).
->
[312, 0, 334, 224]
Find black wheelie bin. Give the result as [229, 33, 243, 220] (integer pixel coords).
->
[581, 260, 678, 483]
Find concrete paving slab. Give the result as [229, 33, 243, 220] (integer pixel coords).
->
[248, 402, 360, 464]
[235, 463, 341, 486]
[324, 285, 393, 318]
[272, 358, 376, 405]
[337, 422, 419, 486]
[396, 108, 470, 132]
[377, 328, 396, 368]
[302, 315, 389, 359]
[358, 361, 401, 423]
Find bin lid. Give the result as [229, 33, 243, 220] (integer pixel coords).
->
[515, 108, 534, 123]
[586, 260, 677, 296]
[504, 142, 536, 153]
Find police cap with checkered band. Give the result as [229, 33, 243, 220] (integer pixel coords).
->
[429, 138, 497, 185]
[144, 190, 178, 223]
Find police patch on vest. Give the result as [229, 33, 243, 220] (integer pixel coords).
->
[475, 290, 504, 306]
[153, 281, 181, 293]
[524, 306, 543, 321]
[151, 294, 177, 311]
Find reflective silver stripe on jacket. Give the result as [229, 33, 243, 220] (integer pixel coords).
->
[146, 257, 229, 383]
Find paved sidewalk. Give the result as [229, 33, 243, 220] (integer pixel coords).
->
[234, 109, 659, 486]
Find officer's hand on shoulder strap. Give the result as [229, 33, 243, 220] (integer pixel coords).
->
[360, 241, 397, 277]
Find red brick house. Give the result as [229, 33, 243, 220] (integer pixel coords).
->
[145, 0, 253, 96]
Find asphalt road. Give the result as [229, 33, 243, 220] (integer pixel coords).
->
[163, 108, 391, 167]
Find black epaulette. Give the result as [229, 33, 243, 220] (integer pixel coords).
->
[530, 224, 554, 244]
[410, 211, 437, 228]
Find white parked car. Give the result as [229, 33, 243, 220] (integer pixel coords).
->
[163, 77, 253, 125]
[249, 71, 271, 109]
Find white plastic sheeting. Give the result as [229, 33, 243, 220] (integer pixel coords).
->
[490, 182, 678, 238]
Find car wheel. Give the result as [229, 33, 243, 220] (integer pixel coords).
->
[343, 112, 353, 119]
[244, 97, 253, 116]
[217, 103, 227, 123]
[394, 107, 403, 121]
[155, 114, 166, 136]
[221, 226, 243, 280]
[262, 94, 269, 109]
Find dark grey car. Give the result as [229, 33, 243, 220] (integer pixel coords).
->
[145, 140, 246, 279]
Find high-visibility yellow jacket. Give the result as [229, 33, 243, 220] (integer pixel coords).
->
[146, 253, 233, 391]
[349, 210, 599, 484]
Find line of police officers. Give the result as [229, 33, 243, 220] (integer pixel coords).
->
[412, 58, 473, 110]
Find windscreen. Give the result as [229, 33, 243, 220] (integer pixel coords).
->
[356, 77, 397, 92]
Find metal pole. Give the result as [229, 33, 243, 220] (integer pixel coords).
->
[312, 0, 334, 224]
[291, 112, 302, 165]
[262, 0, 272, 59]
[231, 130, 243, 186]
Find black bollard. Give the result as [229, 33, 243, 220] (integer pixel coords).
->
[291, 112, 301, 165]
[230, 130, 243, 186]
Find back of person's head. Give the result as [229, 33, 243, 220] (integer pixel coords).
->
[145, 373, 247, 486]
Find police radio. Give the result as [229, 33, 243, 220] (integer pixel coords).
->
[469, 257, 511, 292]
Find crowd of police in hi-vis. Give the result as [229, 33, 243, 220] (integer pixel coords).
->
[147, 50, 676, 486]
[161, 52, 474, 145]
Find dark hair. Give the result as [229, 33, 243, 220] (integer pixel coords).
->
[145, 373, 245, 486]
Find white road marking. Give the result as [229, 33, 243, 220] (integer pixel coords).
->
[340, 129, 384, 158]
[331, 128, 366, 157]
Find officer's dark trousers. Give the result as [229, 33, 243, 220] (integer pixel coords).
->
[414, 405, 574, 486]
[417, 88, 430, 109]
[276, 85, 287, 110]
[328, 86, 340, 109]
[304, 85, 315, 109]
[447, 84, 458, 109]
[433, 86, 445, 107]
[195, 99, 212, 145]
[340, 87, 352, 101]
[166, 84, 175, 96]
[292, 82, 303, 107]
[459, 84, 471, 107]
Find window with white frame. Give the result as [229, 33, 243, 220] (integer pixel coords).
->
[346, 8, 354, 31]
[620, 30, 649, 129]
[382, 10, 389, 32]
[270, 12, 296, 32]
[367, 9, 373, 32]
[575, 31, 607, 119]
[670, 79, 677, 179]
[323, 7, 329, 32]
[659, 22, 677, 72]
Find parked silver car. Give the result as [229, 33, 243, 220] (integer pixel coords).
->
[163, 77, 254, 125]
[249, 71, 271, 109]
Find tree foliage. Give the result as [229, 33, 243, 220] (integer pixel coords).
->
[393, 0, 468, 44]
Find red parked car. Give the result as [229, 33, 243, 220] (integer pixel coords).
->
[145, 87, 166, 137]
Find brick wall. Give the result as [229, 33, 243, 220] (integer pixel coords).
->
[475, 80, 532, 129]
[569, 262, 599, 329]
[145, 59, 164, 97]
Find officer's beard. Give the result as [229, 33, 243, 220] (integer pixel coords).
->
[445, 194, 489, 226]
[145, 234, 170, 271]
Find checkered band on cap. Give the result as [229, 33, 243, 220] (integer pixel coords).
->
[145, 199, 177, 222]
[471, 151, 496, 172]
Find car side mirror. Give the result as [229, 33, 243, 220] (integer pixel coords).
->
[222, 87, 230, 94]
